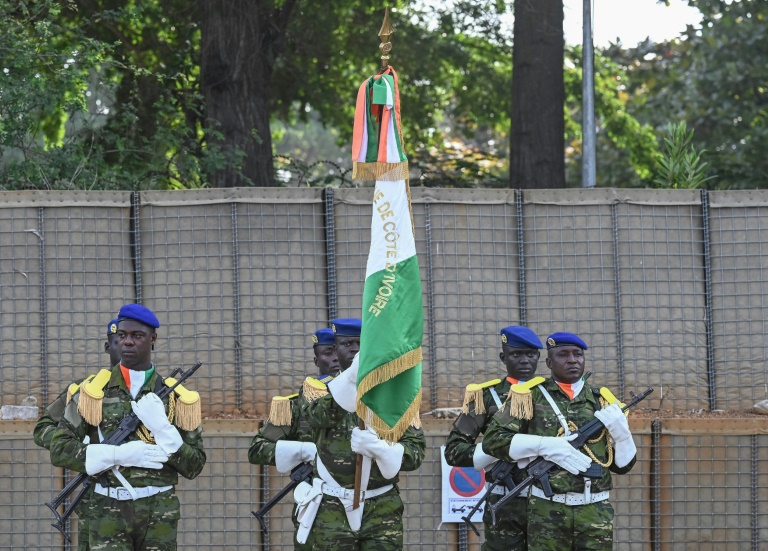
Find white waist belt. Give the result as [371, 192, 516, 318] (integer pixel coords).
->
[94, 483, 172, 501]
[319, 481, 393, 502]
[489, 484, 529, 497]
[530, 485, 609, 506]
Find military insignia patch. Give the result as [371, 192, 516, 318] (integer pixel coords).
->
[501, 334, 507, 344]
[110, 323, 118, 334]
[547, 337, 556, 347]
[312, 334, 319, 344]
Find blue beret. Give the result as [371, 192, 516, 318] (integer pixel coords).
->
[107, 318, 119, 336]
[117, 304, 160, 329]
[500, 326, 543, 349]
[546, 332, 588, 350]
[331, 318, 362, 337]
[312, 328, 335, 346]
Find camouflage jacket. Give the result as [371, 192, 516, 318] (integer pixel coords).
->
[49, 364, 206, 487]
[483, 377, 636, 494]
[34, 386, 71, 450]
[302, 392, 426, 489]
[247, 386, 314, 466]
[444, 377, 526, 484]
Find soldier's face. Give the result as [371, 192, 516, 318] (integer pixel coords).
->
[314, 345, 340, 377]
[105, 334, 122, 367]
[116, 320, 156, 370]
[500, 345, 540, 381]
[546, 345, 585, 383]
[335, 336, 360, 371]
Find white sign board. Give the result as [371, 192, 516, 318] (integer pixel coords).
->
[440, 445, 485, 523]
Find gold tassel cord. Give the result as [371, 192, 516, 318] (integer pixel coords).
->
[303, 377, 329, 402]
[355, 347, 423, 400]
[505, 386, 534, 420]
[557, 420, 614, 468]
[267, 396, 294, 427]
[461, 384, 485, 415]
[77, 369, 112, 426]
[164, 377, 202, 431]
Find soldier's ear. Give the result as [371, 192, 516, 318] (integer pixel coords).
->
[499, 351, 505, 363]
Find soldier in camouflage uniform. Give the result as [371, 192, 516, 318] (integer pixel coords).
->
[483, 332, 638, 551]
[49, 304, 206, 551]
[444, 325, 543, 551]
[299, 318, 426, 550]
[34, 318, 122, 551]
[247, 327, 339, 550]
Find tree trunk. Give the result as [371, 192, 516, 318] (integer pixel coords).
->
[509, 0, 565, 189]
[200, 0, 297, 187]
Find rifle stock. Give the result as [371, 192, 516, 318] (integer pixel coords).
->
[45, 361, 203, 541]
[251, 462, 314, 536]
[489, 387, 653, 524]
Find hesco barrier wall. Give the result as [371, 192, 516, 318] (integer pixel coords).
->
[2, 187, 768, 549]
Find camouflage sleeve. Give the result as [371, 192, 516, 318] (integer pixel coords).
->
[481, 407, 522, 463]
[444, 400, 487, 467]
[33, 389, 69, 450]
[166, 425, 206, 480]
[301, 392, 346, 429]
[399, 425, 427, 472]
[249, 395, 313, 465]
[48, 398, 90, 473]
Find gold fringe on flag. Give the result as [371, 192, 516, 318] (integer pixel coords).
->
[77, 369, 112, 426]
[303, 377, 329, 402]
[164, 377, 202, 431]
[409, 413, 422, 429]
[352, 161, 409, 182]
[355, 347, 423, 399]
[357, 388, 423, 444]
[267, 395, 296, 427]
[461, 384, 485, 415]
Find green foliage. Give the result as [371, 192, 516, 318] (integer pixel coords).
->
[608, 0, 768, 189]
[652, 121, 714, 189]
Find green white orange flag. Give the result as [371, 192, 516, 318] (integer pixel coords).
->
[353, 66, 423, 443]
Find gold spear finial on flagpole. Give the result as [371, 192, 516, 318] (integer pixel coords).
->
[378, 7, 394, 68]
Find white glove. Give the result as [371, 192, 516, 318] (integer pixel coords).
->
[472, 442, 498, 471]
[131, 393, 183, 454]
[351, 426, 405, 479]
[274, 440, 317, 473]
[327, 354, 360, 413]
[85, 441, 169, 475]
[594, 403, 636, 468]
[509, 434, 592, 475]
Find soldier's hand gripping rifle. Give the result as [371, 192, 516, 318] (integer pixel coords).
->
[251, 461, 314, 536]
[460, 459, 518, 536]
[45, 361, 203, 540]
[489, 387, 653, 525]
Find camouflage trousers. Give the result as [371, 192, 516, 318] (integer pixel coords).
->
[309, 488, 404, 550]
[85, 489, 180, 550]
[482, 493, 527, 551]
[526, 495, 614, 550]
[74, 516, 90, 551]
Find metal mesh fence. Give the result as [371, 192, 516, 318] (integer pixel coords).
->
[2, 187, 768, 549]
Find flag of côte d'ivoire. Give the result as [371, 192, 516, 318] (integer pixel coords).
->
[352, 66, 423, 443]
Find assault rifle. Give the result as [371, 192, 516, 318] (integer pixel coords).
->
[489, 387, 653, 525]
[45, 361, 203, 541]
[460, 458, 519, 536]
[251, 461, 314, 536]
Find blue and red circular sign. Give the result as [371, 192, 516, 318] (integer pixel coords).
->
[448, 467, 485, 497]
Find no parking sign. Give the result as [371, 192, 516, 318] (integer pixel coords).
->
[440, 445, 484, 523]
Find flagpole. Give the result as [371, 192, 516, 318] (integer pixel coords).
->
[353, 7, 394, 510]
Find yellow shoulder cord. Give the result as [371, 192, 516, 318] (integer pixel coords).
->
[555, 396, 613, 467]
